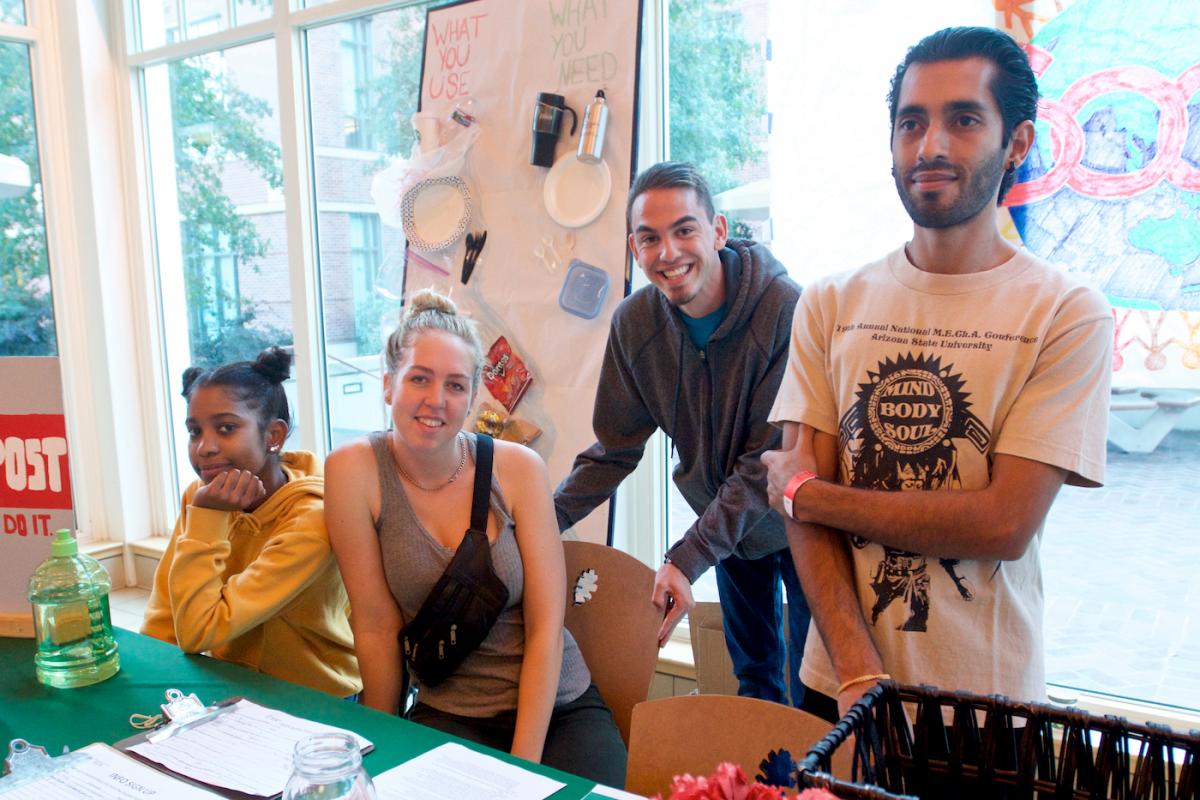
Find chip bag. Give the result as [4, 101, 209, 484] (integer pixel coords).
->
[483, 337, 533, 413]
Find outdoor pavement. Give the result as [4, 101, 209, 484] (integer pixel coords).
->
[1042, 429, 1200, 712]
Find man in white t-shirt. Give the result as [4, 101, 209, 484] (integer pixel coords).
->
[762, 26, 1112, 721]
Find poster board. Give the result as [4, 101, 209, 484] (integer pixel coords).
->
[0, 358, 75, 637]
[1002, 0, 1200, 390]
[398, 0, 643, 543]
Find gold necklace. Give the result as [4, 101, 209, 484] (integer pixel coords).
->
[393, 432, 468, 491]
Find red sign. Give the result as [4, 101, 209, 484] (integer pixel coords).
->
[0, 414, 72, 510]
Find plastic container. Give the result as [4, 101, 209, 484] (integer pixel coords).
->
[283, 733, 376, 800]
[27, 529, 120, 688]
[559, 259, 610, 319]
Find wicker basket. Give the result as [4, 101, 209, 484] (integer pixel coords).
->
[798, 681, 1200, 799]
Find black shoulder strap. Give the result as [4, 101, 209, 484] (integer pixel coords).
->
[470, 434, 493, 534]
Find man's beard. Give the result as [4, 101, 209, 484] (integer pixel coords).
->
[666, 284, 702, 308]
[894, 149, 1006, 229]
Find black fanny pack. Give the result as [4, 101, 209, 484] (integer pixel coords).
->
[401, 434, 509, 687]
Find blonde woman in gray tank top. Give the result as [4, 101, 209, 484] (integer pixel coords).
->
[325, 290, 626, 786]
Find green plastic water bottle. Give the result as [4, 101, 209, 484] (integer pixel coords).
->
[26, 529, 120, 688]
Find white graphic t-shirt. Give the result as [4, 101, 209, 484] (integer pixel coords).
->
[770, 247, 1112, 703]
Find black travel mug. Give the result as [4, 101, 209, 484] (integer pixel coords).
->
[530, 92, 578, 168]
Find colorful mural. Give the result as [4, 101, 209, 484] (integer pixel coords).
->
[999, 0, 1200, 386]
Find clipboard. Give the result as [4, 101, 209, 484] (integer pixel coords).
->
[113, 696, 374, 800]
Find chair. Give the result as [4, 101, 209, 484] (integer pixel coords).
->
[689, 601, 797, 698]
[562, 540, 661, 746]
[625, 694, 850, 797]
[687, 601, 740, 696]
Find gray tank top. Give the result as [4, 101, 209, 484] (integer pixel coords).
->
[369, 431, 590, 717]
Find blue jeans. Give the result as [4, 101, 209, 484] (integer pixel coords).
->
[715, 549, 810, 707]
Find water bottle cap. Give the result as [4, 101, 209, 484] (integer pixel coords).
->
[51, 529, 78, 557]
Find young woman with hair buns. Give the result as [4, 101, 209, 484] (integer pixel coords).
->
[325, 290, 626, 786]
[141, 347, 361, 698]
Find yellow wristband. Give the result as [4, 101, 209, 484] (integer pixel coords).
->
[836, 673, 890, 695]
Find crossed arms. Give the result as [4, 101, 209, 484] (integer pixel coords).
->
[761, 423, 1068, 711]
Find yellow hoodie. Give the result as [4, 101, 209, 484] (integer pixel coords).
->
[142, 451, 360, 697]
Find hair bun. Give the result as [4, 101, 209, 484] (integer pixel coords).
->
[252, 346, 294, 384]
[180, 366, 205, 397]
[404, 288, 458, 321]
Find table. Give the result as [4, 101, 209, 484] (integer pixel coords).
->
[0, 628, 602, 798]
[1108, 387, 1200, 453]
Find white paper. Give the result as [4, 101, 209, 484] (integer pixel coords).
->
[586, 786, 646, 800]
[128, 699, 371, 797]
[0, 743, 219, 799]
[373, 742, 565, 800]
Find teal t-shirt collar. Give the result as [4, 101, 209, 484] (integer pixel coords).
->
[680, 302, 729, 349]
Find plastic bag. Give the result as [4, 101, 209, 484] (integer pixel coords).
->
[371, 114, 482, 231]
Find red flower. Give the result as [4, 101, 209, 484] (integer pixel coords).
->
[653, 762, 835, 800]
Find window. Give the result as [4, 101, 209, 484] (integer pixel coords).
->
[183, 224, 242, 347]
[0, 0, 24, 25]
[348, 213, 383, 353]
[662, 0, 769, 604]
[0, 39, 54, 357]
[134, 0, 271, 50]
[340, 19, 373, 150]
[661, 0, 992, 602]
[139, 39, 290, 489]
[306, 4, 431, 449]
[658, 0, 1199, 719]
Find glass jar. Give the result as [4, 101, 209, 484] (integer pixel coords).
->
[282, 733, 376, 800]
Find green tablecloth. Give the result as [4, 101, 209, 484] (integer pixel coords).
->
[0, 628, 600, 798]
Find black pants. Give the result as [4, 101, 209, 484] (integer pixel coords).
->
[407, 683, 627, 788]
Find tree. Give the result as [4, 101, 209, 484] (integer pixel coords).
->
[170, 56, 293, 367]
[362, 11, 429, 162]
[0, 42, 294, 365]
[0, 42, 55, 356]
[667, 0, 765, 195]
[347, 9, 430, 356]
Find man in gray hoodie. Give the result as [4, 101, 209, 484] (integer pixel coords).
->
[554, 161, 811, 706]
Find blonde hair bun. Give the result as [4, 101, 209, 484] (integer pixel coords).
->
[385, 287, 482, 385]
[405, 288, 458, 320]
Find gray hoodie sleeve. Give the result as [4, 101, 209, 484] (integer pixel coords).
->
[663, 340, 789, 584]
[553, 320, 659, 532]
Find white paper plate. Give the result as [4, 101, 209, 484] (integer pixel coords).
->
[543, 154, 611, 229]
[401, 176, 472, 252]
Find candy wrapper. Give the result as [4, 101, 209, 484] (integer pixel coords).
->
[475, 408, 505, 437]
[499, 417, 542, 446]
[473, 402, 542, 447]
[483, 336, 533, 413]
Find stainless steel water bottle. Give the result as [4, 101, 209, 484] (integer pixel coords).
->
[577, 89, 609, 163]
